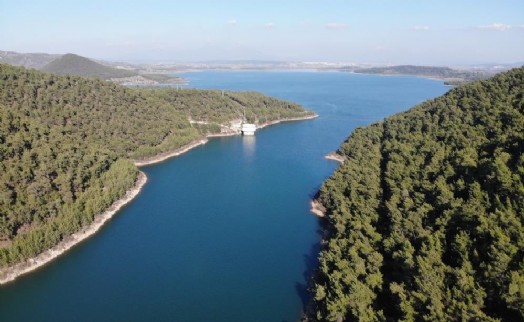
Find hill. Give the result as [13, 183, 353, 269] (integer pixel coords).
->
[352, 65, 489, 85]
[310, 67, 524, 321]
[41, 53, 137, 79]
[0, 64, 314, 274]
[0, 50, 60, 69]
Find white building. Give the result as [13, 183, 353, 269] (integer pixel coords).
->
[241, 123, 256, 136]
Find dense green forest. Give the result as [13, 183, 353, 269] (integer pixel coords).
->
[151, 88, 309, 124]
[310, 67, 523, 321]
[0, 63, 312, 268]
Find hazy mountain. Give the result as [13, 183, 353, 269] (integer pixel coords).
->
[41, 53, 137, 79]
[0, 50, 60, 69]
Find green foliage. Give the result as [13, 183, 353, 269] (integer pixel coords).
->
[0, 63, 312, 268]
[311, 67, 524, 321]
[41, 53, 137, 79]
[148, 88, 312, 125]
[0, 63, 202, 160]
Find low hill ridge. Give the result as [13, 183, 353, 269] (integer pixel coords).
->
[352, 64, 489, 85]
[42, 53, 136, 79]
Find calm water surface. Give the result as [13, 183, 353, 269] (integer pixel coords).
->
[0, 71, 448, 321]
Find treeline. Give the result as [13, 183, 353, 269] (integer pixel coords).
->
[311, 67, 524, 321]
[0, 64, 311, 267]
[0, 64, 201, 160]
[149, 88, 311, 125]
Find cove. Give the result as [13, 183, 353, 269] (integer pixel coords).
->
[0, 71, 448, 322]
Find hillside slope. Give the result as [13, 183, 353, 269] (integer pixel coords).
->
[311, 67, 524, 321]
[0, 64, 313, 270]
[41, 53, 136, 79]
[0, 50, 60, 69]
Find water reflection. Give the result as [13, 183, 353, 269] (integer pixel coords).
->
[242, 136, 256, 160]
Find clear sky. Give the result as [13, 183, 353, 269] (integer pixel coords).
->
[1, 0, 523, 65]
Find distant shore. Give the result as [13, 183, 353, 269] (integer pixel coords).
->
[0, 114, 317, 284]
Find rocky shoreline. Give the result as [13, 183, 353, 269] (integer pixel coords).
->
[257, 113, 318, 129]
[309, 200, 326, 218]
[324, 152, 345, 163]
[133, 139, 209, 167]
[0, 172, 148, 284]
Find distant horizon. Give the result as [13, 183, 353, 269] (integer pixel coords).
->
[2, 49, 523, 69]
[1, 0, 523, 66]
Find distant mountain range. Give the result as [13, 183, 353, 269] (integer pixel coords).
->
[0, 50, 60, 69]
[1, 50, 520, 86]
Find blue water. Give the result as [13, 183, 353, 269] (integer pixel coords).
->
[0, 71, 448, 321]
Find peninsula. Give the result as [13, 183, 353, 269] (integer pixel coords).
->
[0, 63, 316, 283]
[350, 65, 492, 85]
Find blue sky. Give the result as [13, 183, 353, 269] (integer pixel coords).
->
[1, 0, 523, 64]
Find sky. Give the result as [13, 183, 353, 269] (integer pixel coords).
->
[1, 0, 523, 65]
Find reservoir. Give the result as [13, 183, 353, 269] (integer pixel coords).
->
[0, 71, 448, 321]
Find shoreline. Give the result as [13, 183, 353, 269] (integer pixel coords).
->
[0, 113, 317, 285]
[133, 113, 318, 167]
[133, 139, 209, 167]
[310, 200, 326, 218]
[351, 71, 469, 86]
[0, 172, 148, 285]
[257, 113, 318, 130]
[325, 152, 345, 163]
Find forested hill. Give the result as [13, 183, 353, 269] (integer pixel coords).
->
[311, 67, 524, 321]
[41, 53, 137, 79]
[0, 63, 312, 269]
